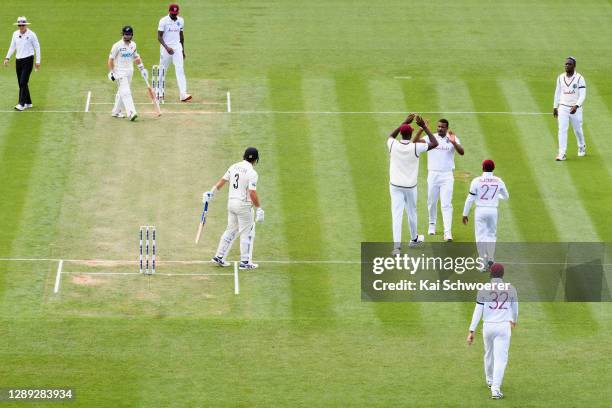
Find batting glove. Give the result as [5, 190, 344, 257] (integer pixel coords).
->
[108, 71, 116, 81]
[255, 208, 264, 223]
[203, 191, 214, 203]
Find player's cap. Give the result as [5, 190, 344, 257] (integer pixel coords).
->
[490, 263, 504, 278]
[14, 16, 30, 26]
[399, 124, 413, 137]
[169, 4, 180, 14]
[122, 26, 134, 35]
[243, 147, 259, 163]
[482, 159, 495, 172]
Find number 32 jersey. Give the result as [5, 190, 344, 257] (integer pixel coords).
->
[223, 160, 259, 203]
[468, 172, 509, 208]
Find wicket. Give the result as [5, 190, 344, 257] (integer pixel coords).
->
[139, 225, 157, 275]
[152, 65, 166, 104]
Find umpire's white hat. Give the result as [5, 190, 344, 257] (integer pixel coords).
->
[14, 16, 31, 26]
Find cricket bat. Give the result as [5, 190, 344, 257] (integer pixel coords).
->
[195, 200, 209, 244]
[145, 78, 162, 116]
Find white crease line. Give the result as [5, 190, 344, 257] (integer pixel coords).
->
[62, 271, 234, 276]
[53, 260, 63, 293]
[84, 91, 91, 112]
[227, 91, 231, 113]
[234, 262, 239, 295]
[62, 271, 140, 275]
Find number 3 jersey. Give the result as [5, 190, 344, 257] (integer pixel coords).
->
[463, 171, 509, 214]
[470, 279, 519, 330]
[223, 160, 259, 203]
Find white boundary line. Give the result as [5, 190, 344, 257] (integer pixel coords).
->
[0, 110, 551, 116]
[53, 260, 63, 293]
[234, 262, 239, 295]
[84, 91, 91, 113]
[226, 91, 231, 113]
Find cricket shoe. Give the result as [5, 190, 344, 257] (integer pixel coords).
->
[180, 94, 192, 102]
[391, 247, 401, 256]
[14, 104, 24, 111]
[491, 391, 504, 400]
[578, 145, 586, 157]
[239, 261, 259, 270]
[428, 224, 436, 235]
[555, 154, 566, 161]
[129, 112, 138, 121]
[443, 233, 453, 242]
[408, 235, 424, 248]
[211, 256, 231, 267]
[111, 112, 126, 118]
[24, 104, 33, 109]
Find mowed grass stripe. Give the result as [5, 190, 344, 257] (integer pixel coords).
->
[302, 78, 363, 260]
[268, 70, 334, 320]
[485, 79, 600, 330]
[433, 79, 523, 242]
[500, 79, 600, 241]
[0, 81, 49, 300]
[334, 75, 425, 326]
[526, 79, 612, 242]
[228, 78, 293, 318]
[334, 73, 389, 241]
[466, 79, 560, 241]
[429, 79, 527, 319]
[581, 82, 612, 173]
[302, 78, 379, 320]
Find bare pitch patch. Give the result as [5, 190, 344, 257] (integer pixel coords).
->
[72, 274, 103, 286]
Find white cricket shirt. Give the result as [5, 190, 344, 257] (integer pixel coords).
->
[464, 172, 509, 210]
[158, 15, 184, 45]
[223, 160, 258, 203]
[5, 29, 41, 63]
[109, 40, 139, 75]
[387, 138, 428, 188]
[426, 134, 460, 172]
[469, 279, 519, 331]
[554, 72, 586, 108]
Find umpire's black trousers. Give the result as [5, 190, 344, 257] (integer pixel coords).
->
[16, 55, 34, 106]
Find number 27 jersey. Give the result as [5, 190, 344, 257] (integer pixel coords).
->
[223, 160, 258, 203]
[468, 173, 509, 208]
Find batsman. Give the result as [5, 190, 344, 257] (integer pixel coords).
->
[204, 147, 264, 270]
[107, 26, 148, 121]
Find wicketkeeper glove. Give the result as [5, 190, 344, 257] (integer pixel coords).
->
[255, 208, 264, 223]
[108, 71, 116, 81]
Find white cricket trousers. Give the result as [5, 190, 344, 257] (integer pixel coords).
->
[475, 206, 498, 263]
[159, 43, 188, 100]
[427, 171, 454, 234]
[112, 72, 136, 116]
[390, 184, 418, 247]
[557, 105, 585, 155]
[215, 199, 256, 262]
[483, 322, 512, 394]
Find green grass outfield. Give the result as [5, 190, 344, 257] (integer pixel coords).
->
[0, 0, 611, 406]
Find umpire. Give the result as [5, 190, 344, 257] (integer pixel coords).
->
[3, 16, 41, 111]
